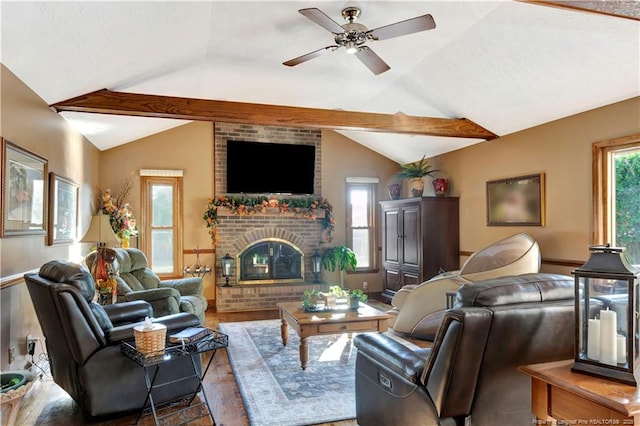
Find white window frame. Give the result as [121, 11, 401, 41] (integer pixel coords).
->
[346, 178, 378, 273]
[140, 174, 183, 278]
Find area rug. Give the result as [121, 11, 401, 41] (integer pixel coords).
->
[219, 319, 359, 426]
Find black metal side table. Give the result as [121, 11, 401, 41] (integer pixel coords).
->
[121, 329, 228, 426]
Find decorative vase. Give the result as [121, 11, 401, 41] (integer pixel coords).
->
[121, 235, 130, 248]
[388, 183, 402, 200]
[408, 178, 424, 197]
[432, 178, 449, 197]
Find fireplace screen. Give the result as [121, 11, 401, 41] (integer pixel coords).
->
[237, 239, 304, 284]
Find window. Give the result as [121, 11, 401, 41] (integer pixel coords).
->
[140, 174, 183, 277]
[346, 179, 378, 272]
[593, 134, 640, 265]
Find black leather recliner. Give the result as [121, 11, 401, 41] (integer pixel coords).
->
[353, 273, 575, 426]
[24, 260, 203, 419]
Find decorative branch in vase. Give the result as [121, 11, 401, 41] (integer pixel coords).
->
[97, 175, 138, 247]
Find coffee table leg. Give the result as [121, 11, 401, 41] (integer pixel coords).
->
[300, 337, 309, 370]
[281, 318, 288, 346]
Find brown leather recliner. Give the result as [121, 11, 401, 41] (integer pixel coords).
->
[353, 273, 574, 426]
[24, 260, 203, 419]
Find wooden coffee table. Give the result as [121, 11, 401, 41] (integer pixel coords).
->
[276, 301, 391, 370]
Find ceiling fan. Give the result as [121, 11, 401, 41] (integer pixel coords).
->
[283, 7, 436, 75]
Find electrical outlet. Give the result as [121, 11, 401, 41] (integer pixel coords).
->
[27, 335, 38, 356]
[363, 281, 368, 290]
[8, 346, 15, 364]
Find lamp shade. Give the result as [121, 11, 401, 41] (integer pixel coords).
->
[80, 214, 119, 246]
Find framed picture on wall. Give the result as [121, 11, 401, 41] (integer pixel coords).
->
[486, 173, 545, 226]
[1, 138, 48, 237]
[47, 172, 78, 245]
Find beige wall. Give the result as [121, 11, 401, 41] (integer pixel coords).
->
[0, 65, 101, 370]
[321, 130, 400, 290]
[432, 96, 640, 275]
[99, 121, 215, 297]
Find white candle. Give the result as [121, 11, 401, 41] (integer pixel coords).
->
[617, 334, 627, 364]
[599, 309, 617, 366]
[587, 318, 600, 360]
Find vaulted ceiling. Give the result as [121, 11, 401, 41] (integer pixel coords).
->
[1, 1, 638, 164]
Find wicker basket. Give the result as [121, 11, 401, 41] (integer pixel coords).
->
[133, 323, 167, 355]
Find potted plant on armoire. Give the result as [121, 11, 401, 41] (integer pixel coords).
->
[396, 155, 439, 197]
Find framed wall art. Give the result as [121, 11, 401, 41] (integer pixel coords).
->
[47, 172, 78, 245]
[1, 138, 48, 237]
[486, 173, 545, 226]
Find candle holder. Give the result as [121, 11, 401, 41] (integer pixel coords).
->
[183, 246, 211, 278]
[220, 253, 234, 287]
[311, 249, 322, 284]
[572, 244, 640, 385]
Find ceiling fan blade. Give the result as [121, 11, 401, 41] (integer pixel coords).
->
[368, 14, 436, 41]
[355, 46, 390, 75]
[283, 46, 339, 67]
[299, 8, 345, 34]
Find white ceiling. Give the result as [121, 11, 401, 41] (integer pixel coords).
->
[1, 1, 639, 164]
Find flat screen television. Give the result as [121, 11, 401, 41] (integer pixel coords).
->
[226, 140, 316, 194]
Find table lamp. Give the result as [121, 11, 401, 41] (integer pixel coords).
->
[81, 214, 120, 301]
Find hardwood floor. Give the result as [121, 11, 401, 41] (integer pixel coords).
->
[13, 308, 361, 426]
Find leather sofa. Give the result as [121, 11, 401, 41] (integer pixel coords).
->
[388, 232, 541, 339]
[353, 273, 574, 426]
[24, 260, 203, 419]
[86, 248, 207, 323]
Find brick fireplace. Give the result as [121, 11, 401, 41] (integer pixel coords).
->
[214, 211, 328, 311]
[214, 122, 328, 312]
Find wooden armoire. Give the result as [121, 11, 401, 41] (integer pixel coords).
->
[379, 197, 460, 302]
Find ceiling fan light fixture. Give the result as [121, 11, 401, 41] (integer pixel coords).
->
[285, 7, 436, 75]
[346, 41, 359, 54]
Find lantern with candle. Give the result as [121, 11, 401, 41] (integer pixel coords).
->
[572, 244, 640, 385]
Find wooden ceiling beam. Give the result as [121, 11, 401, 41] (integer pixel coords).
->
[50, 89, 497, 140]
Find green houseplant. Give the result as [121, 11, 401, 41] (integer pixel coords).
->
[348, 289, 368, 309]
[396, 155, 439, 197]
[302, 288, 321, 310]
[322, 245, 358, 287]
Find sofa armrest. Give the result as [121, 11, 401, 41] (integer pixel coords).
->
[353, 333, 430, 384]
[122, 287, 181, 303]
[392, 275, 468, 335]
[105, 312, 201, 343]
[103, 300, 153, 325]
[160, 277, 203, 296]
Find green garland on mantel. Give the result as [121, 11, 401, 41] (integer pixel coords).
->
[203, 195, 335, 247]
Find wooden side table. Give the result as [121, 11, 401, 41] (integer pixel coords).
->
[519, 359, 640, 425]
